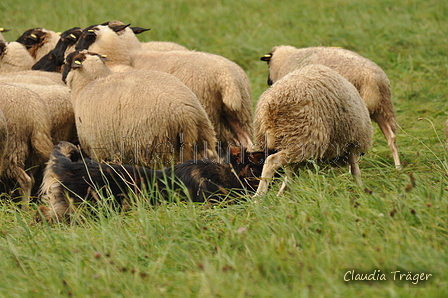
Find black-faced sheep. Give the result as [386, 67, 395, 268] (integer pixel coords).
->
[0, 83, 53, 207]
[254, 64, 372, 196]
[261, 45, 400, 169]
[0, 41, 35, 73]
[74, 23, 253, 148]
[63, 50, 217, 167]
[32, 27, 83, 72]
[16, 28, 60, 61]
[36, 141, 266, 224]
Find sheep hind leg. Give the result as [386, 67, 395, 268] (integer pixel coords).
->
[347, 149, 363, 187]
[254, 151, 286, 199]
[372, 113, 402, 170]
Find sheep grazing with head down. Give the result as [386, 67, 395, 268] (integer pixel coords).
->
[0, 28, 10, 41]
[2, 81, 76, 144]
[261, 45, 400, 169]
[0, 41, 35, 73]
[75, 22, 253, 149]
[254, 64, 373, 197]
[16, 28, 60, 61]
[63, 50, 217, 167]
[0, 83, 53, 207]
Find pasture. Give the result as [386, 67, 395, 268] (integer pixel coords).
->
[0, 0, 447, 296]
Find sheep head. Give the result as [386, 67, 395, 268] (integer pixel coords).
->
[62, 50, 111, 84]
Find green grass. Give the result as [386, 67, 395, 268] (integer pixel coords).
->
[1, 0, 447, 297]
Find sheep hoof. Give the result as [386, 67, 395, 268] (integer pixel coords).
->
[395, 164, 403, 170]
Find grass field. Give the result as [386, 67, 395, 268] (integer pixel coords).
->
[1, 0, 447, 297]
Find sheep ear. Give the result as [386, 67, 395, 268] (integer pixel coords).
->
[130, 27, 151, 34]
[98, 54, 111, 62]
[260, 53, 272, 62]
[71, 59, 83, 68]
[110, 23, 130, 33]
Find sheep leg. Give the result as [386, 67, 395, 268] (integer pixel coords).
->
[16, 167, 32, 210]
[226, 118, 253, 149]
[347, 148, 363, 187]
[254, 151, 286, 197]
[372, 113, 401, 169]
[277, 166, 295, 196]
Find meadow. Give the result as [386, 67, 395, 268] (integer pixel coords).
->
[0, 0, 447, 297]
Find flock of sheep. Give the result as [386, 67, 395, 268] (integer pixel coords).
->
[1, 20, 436, 214]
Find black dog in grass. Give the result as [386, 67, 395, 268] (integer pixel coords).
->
[36, 141, 267, 223]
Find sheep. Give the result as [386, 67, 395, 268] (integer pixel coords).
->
[1, 70, 65, 84]
[32, 27, 83, 72]
[0, 83, 53, 207]
[16, 28, 60, 61]
[74, 23, 253, 148]
[0, 41, 35, 73]
[2, 82, 76, 144]
[0, 73, 63, 85]
[253, 64, 373, 196]
[63, 50, 218, 167]
[260, 45, 400, 169]
[0, 28, 10, 41]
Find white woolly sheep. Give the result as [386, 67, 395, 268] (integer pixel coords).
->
[0, 41, 35, 73]
[16, 28, 60, 61]
[1, 70, 65, 84]
[74, 24, 253, 148]
[0, 83, 53, 207]
[254, 64, 373, 196]
[261, 45, 400, 169]
[0, 28, 10, 41]
[63, 51, 217, 167]
[130, 50, 254, 148]
[3, 82, 76, 144]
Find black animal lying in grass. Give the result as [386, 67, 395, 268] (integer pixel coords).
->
[35, 141, 266, 223]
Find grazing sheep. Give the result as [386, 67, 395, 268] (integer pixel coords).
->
[32, 27, 83, 72]
[0, 83, 53, 207]
[3, 82, 76, 144]
[35, 141, 266, 223]
[0, 73, 62, 85]
[254, 64, 372, 196]
[75, 23, 253, 148]
[0, 41, 35, 73]
[130, 50, 254, 148]
[63, 50, 217, 167]
[0, 28, 10, 41]
[1, 70, 65, 84]
[261, 45, 400, 169]
[16, 28, 60, 61]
